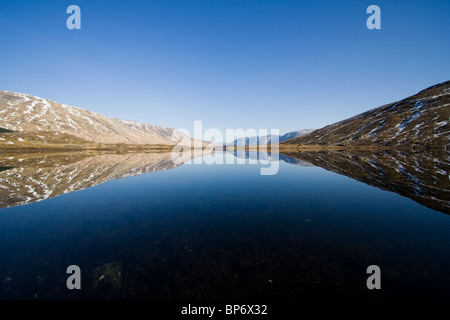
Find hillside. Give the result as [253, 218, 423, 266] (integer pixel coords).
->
[0, 91, 203, 148]
[284, 81, 450, 149]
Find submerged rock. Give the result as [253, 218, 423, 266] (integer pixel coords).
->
[91, 262, 122, 290]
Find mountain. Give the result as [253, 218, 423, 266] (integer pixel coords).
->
[226, 129, 315, 147]
[0, 91, 203, 148]
[279, 129, 316, 141]
[283, 81, 450, 149]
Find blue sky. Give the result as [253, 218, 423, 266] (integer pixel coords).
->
[1, 0, 449, 141]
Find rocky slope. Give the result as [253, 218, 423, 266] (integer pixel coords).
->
[284, 81, 450, 148]
[0, 91, 201, 147]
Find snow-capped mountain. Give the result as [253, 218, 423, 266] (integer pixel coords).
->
[226, 129, 315, 147]
[0, 91, 198, 146]
[284, 81, 450, 148]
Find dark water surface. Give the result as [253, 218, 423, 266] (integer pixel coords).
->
[0, 150, 449, 300]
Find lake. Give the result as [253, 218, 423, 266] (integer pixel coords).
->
[0, 149, 449, 300]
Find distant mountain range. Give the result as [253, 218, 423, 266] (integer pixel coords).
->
[226, 129, 315, 147]
[284, 80, 449, 149]
[0, 91, 204, 148]
[1, 80, 448, 150]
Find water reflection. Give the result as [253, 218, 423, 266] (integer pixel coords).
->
[1, 149, 448, 215]
[279, 149, 450, 214]
[1, 149, 450, 300]
[0, 150, 204, 209]
[232, 150, 314, 167]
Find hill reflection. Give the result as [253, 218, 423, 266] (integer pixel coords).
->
[281, 149, 450, 214]
[0, 151, 202, 208]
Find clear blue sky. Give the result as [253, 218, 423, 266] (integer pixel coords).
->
[1, 0, 449, 141]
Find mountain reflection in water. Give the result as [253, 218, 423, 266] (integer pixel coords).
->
[0, 150, 204, 209]
[279, 149, 450, 214]
[0, 149, 448, 215]
[0, 149, 450, 300]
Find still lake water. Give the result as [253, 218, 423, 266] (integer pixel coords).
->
[0, 150, 449, 300]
